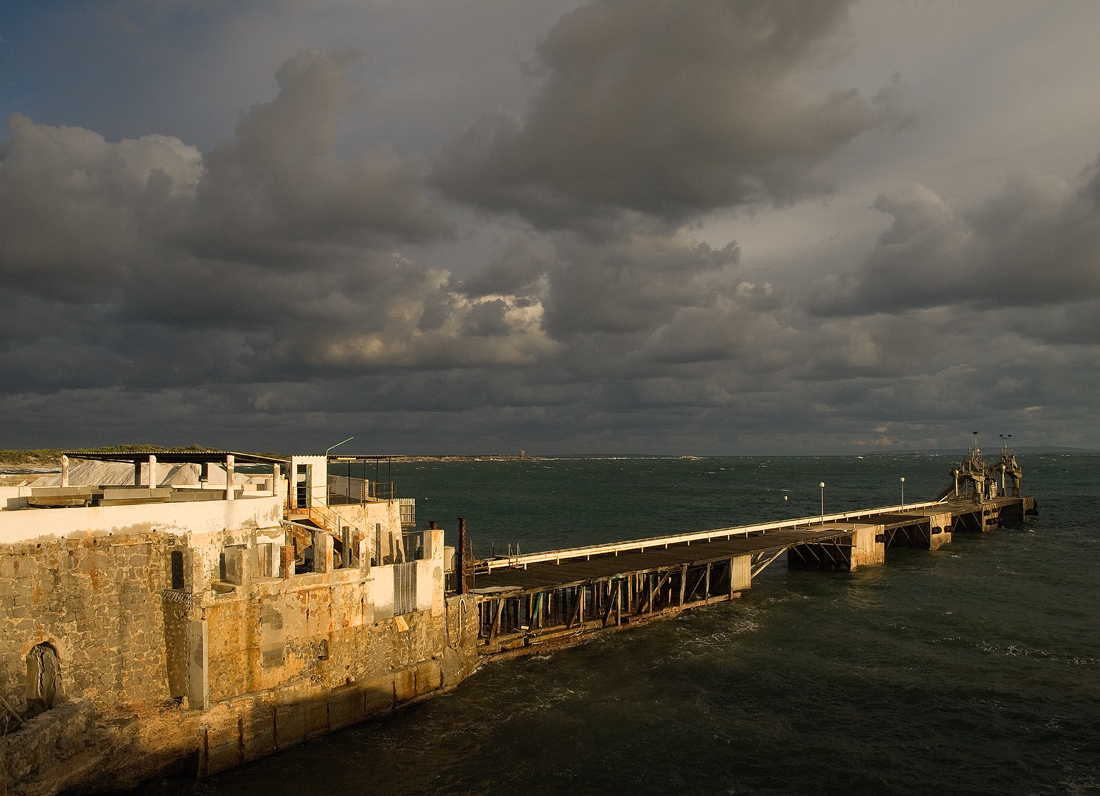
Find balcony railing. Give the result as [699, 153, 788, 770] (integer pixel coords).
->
[326, 475, 395, 504]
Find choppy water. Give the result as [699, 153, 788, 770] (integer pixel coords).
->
[135, 455, 1100, 795]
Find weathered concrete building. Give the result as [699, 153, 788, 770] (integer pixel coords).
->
[0, 451, 479, 795]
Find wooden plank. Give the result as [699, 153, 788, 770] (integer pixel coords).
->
[602, 581, 620, 627]
[565, 587, 583, 629]
[488, 598, 505, 643]
[640, 570, 673, 614]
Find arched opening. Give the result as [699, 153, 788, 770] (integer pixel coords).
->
[25, 643, 61, 717]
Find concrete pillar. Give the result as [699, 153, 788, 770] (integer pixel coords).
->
[224, 545, 251, 586]
[187, 619, 208, 710]
[729, 555, 751, 593]
[273, 463, 281, 497]
[280, 545, 295, 579]
[928, 511, 953, 550]
[422, 526, 437, 559]
[358, 538, 370, 575]
[225, 454, 235, 501]
[849, 524, 885, 568]
[60, 455, 69, 487]
[148, 454, 157, 488]
[313, 531, 333, 573]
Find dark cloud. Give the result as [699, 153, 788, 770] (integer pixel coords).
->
[0, 50, 560, 387]
[456, 235, 552, 299]
[434, 0, 906, 225]
[3, 9, 1100, 456]
[0, 112, 200, 301]
[543, 220, 740, 337]
[809, 163, 1100, 316]
[187, 49, 453, 259]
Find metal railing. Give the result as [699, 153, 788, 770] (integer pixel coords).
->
[398, 498, 415, 528]
[393, 561, 418, 615]
[475, 500, 947, 573]
[326, 475, 395, 504]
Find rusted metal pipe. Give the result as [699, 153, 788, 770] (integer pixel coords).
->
[457, 517, 467, 594]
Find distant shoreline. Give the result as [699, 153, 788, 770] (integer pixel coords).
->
[2, 447, 1095, 469]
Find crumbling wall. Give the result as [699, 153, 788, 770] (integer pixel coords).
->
[0, 532, 179, 714]
[0, 699, 95, 793]
[328, 500, 403, 563]
[199, 530, 447, 704]
[0, 519, 479, 795]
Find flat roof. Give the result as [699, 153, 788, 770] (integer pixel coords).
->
[60, 450, 289, 466]
[328, 454, 397, 462]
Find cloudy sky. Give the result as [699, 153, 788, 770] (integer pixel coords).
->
[2, 0, 1099, 455]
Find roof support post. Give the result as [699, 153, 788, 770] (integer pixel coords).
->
[148, 454, 157, 488]
[226, 454, 235, 501]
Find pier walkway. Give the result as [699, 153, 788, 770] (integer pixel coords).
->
[467, 494, 1036, 659]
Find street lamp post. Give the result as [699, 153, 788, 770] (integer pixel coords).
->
[900, 477, 905, 508]
[325, 436, 354, 457]
[819, 482, 825, 522]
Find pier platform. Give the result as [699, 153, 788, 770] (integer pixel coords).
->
[467, 495, 1036, 660]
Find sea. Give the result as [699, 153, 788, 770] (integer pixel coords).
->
[131, 454, 1100, 795]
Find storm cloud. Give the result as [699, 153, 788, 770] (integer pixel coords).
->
[809, 162, 1100, 319]
[2, 0, 1100, 454]
[434, 0, 910, 225]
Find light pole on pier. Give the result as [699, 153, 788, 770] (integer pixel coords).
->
[819, 482, 825, 522]
[900, 477, 905, 508]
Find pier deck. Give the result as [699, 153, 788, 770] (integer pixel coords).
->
[467, 495, 1035, 659]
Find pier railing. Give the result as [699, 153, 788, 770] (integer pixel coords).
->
[475, 500, 945, 573]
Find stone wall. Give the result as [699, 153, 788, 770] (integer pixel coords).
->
[0, 532, 179, 714]
[0, 595, 481, 795]
[0, 510, 480, 795]
[1, 699, 95, 793]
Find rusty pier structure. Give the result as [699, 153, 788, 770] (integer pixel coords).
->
[459, 443, 1035, 661]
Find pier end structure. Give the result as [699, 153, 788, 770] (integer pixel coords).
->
[0, 450, 478, 796]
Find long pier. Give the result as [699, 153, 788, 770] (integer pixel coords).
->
[467, 494, 1036, 660]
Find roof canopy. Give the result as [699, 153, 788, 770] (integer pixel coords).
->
[328, 454, 397, 462]
[60, 450, 288, 466]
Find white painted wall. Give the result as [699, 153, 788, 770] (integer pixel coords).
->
[418, 528, 445, 616]
[371, 564, 395, 620]
[0, 486, 31, 510]
[289, 455, 327, 509]
[0, 495, 283, 545]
